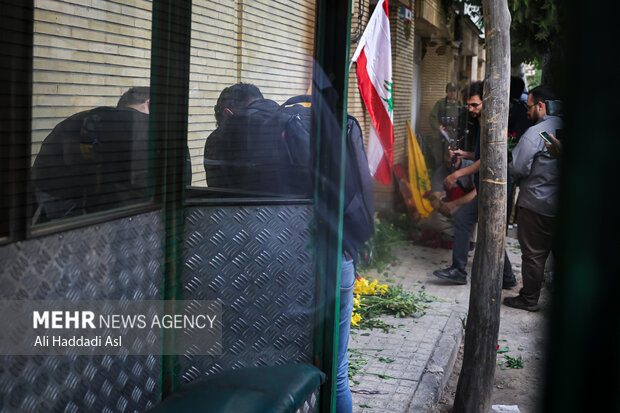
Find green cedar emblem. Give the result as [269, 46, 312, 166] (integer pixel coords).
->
[382, 80, 393, 116]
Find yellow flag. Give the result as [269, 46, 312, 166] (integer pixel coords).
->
[406, 120, 434, 218]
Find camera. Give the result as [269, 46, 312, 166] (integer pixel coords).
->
[545, 100, 563, 117]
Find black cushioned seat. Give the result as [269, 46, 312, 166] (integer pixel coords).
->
[148, 364, 326, 413]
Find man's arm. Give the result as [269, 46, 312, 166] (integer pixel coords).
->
[509, 133, 538, 180]
[441, 188, 477, 215]
[443, 159, 480, 189]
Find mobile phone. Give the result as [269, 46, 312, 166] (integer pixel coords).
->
[539, 131, 552, 144]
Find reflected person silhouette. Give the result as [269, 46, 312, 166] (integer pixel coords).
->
[32, 87, 150, 222]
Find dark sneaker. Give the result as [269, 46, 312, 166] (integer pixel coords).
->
[502, 275, 518, 289]
[433, 267, 467, 285]
[503, 295, 540, 312]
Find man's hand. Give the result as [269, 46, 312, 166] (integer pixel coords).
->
[439, 200, 456, 216]
[425, 191, 442, 209]
[544, 133, 562, 159]
[443, 171, 460, 190]
[452, 149, 474, 160]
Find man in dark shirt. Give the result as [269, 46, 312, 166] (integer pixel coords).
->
[508, 76, 533, 157]
[432, 81, 517, 289]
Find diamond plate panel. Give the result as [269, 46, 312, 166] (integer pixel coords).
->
[181, 205, 316, 384]
[295, 389, 319, 413]
[0, 212, 163, 413]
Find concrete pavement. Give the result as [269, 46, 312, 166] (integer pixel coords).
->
[349, 235, 525, 412]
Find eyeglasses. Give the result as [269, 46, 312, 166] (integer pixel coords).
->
[526, 103, 536, 110]
[467, 102, 481, 108]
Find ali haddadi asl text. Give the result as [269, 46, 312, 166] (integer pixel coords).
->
[34, 335, 121, 347]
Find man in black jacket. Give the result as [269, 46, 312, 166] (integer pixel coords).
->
[32, 87, 150, 222]
[203, 83, 264, 189]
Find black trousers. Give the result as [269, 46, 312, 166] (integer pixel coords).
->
[516, 206, 557, 305]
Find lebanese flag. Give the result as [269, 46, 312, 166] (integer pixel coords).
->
[351, 0, 393, 185]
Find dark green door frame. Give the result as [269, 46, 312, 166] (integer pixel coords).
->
[312, 0, 353, 411]
[150, 0, 192, 398]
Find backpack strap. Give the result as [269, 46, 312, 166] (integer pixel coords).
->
[282, 95, 312, 107]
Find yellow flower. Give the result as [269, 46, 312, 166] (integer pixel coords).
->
[353, 294, 362, 309]
[351, 312, 362, 326]
[354, 277, 368, 295]
[354, 277, 390, 296]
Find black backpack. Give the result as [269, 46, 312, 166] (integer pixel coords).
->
[32, 106, 149, 219]
[79, 107, 150, 210]
[342, 115, 375, 259]
[218, 96, 374, 257]
[218, 97, 313, 196]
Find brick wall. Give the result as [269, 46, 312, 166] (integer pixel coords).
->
[32, 0, 152, 162]
[419, 46, 456, 139]
[188, 1, 315, 185]
[183, 0, 318, 185]
[187, 1, 238, 185]
[31, 0, 316, 187]
[386, 1, 415, 209]
[347, 0, 371, 149]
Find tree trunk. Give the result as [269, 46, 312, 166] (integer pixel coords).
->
[452, 1, 511, 412]
[541, 52, 553, 87]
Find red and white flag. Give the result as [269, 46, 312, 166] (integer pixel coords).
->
[351, 0, 393, 185]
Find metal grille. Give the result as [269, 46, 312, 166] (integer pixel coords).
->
[0, 212, 163, 413]
[180, 205, 316, 383]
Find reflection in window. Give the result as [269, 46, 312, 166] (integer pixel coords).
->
[30, 0, 152, 224]
[202, 84, 313, 197]
[31, 87, 150, 222]
[188, 1, 316, 198]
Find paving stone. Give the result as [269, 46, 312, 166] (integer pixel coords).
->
[349, 241, 486, 412]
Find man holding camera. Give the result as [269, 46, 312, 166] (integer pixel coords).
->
[505, 85, 563, 312]
[432, 81, 517, 289]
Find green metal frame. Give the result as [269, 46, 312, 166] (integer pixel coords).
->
[312, 0, 353, 411]
[0, 0, 354, 409]
[150, 0, 192, 398]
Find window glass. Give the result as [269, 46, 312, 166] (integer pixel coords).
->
[29, 0, 153, 225]
[187, 1, 316, 199]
